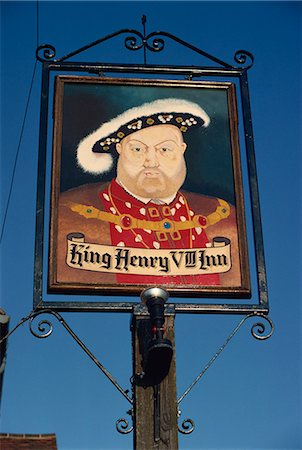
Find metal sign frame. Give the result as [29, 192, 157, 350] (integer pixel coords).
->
[33, 25, 268, 315]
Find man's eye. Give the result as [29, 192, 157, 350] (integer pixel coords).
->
[132, 147, 143, 152]
[160, 147, 171, 152]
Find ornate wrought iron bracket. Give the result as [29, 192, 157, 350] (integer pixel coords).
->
[176, 313, 274, 434]
[27, 309, 133, 404]
[0, 310, 273, 436]
[30, 309, 135, 433]
[0, 309, 135, 432]
[35, 15, 254, 70]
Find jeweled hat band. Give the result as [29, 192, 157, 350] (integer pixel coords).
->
[77, 98, 210, 174]
[92, 112, 204, 153]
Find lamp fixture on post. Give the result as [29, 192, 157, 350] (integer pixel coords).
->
[140, 288, 173, 385]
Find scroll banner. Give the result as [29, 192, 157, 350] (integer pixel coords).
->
[66, 233, 231, 276]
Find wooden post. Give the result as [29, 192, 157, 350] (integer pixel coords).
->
[132, 304, 178, 450]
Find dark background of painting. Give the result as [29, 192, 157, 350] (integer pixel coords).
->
[59, 80, 237, 204]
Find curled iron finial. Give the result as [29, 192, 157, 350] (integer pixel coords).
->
[178, 410, 195, 435]
[36, 44, 56, 62]
[250, 315, 274, 340]
[145, 35, 165, 53]
[124, 31, 165, 54]
[178, 418, 195, 435]
[234, 49, 254, 69]
[124, 31, 145, 51]
[29, 315, 53, 338]
[29, 310, 62, 338]
[116, 418, 134, 434]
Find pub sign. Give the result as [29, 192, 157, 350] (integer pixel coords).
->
[49, 77, 250, 297]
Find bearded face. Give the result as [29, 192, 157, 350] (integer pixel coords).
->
[116, 124, 187, 199]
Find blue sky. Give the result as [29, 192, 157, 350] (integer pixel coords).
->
[0, 2, 301, 450]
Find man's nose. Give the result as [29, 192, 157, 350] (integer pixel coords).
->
[144, 147, 159, 167]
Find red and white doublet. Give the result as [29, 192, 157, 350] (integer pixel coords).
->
[98, 179, 220, 285]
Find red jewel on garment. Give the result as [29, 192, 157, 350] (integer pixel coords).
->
[198, 215, 207, 227]
[120, 214, 132, 229]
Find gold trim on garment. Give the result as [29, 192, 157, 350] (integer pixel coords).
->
[66, 198, 230, 232]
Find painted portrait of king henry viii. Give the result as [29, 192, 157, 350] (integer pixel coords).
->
[49, 77, 250, 297]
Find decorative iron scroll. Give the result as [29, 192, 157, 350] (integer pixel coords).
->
[0, 310, 274, 436]
[116, 417, 134, 434]
[35, 16, 253, 69]
[234, 49, 254, 70]
[178, 410, 195, 435]
[29, 313, 54, 338]
[36, 44, 56, 63]
[250, 315, 274, 340]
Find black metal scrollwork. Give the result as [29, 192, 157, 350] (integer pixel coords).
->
[35, 22, 235, 67]
[34, 16, 256, 70]
[36, 44, 56, 62]
[250, 315, 274, 340]
[124, 31, 144, 51]
[116, 418, 134, 434]
[145, 33, 165, 53]
[234, 49, 254, 69]
[178, 411, 195, 435]
[29, 311, 60, 338]
[124, 31, 165, 57]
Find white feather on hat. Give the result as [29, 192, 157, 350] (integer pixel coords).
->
[77, 98, 210, 174]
